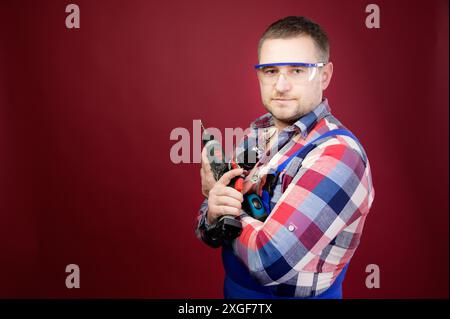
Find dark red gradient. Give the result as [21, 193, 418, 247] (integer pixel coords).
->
[0, 0, 448, 298]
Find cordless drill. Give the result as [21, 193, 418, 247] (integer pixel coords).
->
[201, 121, 244, 241]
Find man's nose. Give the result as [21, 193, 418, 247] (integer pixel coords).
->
[274, 73, 291, 93]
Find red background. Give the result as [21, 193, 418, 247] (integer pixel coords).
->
[0, 0, 448, 298]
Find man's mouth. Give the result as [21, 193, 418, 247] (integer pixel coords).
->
[272, 98, 296, 104]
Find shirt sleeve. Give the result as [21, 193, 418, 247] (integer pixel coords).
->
[195, 198, 210, 238]
[231, 139, 373, 286]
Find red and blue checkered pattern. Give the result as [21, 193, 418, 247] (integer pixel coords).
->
[196, 99, 375, 297]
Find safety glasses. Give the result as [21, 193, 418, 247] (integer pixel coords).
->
[255, 62, 326, 85]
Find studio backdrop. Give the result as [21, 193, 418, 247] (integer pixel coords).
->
[0, 0, 448, 298]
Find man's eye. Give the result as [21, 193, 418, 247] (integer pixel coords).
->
[263, 68, 277, 75]
[291, 68, 305, 74]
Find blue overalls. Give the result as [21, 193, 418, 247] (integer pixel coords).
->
[222, 129, 363, 299]
[222, 246, 349, 299]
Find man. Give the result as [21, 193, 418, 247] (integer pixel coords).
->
[196, 16, 375, 299]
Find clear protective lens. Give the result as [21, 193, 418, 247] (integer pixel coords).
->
[256, 63, 323, 85]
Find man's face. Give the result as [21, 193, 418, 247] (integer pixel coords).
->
[258, 36, 333, 128]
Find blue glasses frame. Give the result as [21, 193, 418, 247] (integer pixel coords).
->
[254, 62, 326, 69]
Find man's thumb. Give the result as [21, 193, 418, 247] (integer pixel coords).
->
[218, 168, 243, 185]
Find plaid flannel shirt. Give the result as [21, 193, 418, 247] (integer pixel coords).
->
[196, 99, 375, 297]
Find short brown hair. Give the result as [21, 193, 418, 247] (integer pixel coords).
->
[258, 16, 330, 62]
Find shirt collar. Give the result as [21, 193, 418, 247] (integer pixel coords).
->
[251, 98, 332, 138]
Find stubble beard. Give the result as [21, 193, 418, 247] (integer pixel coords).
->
[264, 98, 305, 127]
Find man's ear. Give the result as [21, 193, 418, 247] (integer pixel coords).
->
[321, 62, 333, 90]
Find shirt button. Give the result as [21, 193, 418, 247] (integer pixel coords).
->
[288, 224, 295, 232]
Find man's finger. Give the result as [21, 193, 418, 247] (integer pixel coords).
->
[215, 196, 242, 209]
[218, 168, 244, 186]
[214, 205, 240, 216]
[215, 186, 244, 202]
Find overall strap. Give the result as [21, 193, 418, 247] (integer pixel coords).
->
[276, 128, 364, 174]
[261, 129, 365, 213]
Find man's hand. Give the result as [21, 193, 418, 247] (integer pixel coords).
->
[207, 168, 244, 225]
[200, 146, 218, 198]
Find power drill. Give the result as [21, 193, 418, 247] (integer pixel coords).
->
[201, 121, 244, 242]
